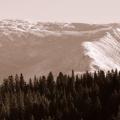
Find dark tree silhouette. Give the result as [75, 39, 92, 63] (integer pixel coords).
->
[0, 70, 120, 120]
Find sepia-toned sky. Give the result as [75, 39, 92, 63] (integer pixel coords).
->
[0, 0, 120, 23]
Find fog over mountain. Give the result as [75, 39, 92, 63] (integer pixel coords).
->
[0, 19, 119, 79]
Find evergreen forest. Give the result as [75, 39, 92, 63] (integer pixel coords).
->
[0, 70, 120, 120]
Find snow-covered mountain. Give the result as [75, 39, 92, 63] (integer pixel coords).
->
[0, 19, 119, 79]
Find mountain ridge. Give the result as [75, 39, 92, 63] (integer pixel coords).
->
[0, 19, 119, 80]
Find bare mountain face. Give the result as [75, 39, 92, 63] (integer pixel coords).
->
[0, 19, 119, 79]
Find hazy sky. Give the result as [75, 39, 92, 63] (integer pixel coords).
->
[0, 0, 120, 23]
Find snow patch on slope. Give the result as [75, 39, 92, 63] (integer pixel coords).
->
[83, 29, 120, 71]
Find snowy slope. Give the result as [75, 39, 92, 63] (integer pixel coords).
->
[0, 19, 119, 79]
[83, 27, 120, 72]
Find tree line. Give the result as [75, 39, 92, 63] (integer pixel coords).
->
[0, 70, 120, 120]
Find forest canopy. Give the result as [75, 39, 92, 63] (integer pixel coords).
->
[0, 70, 120, 120]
